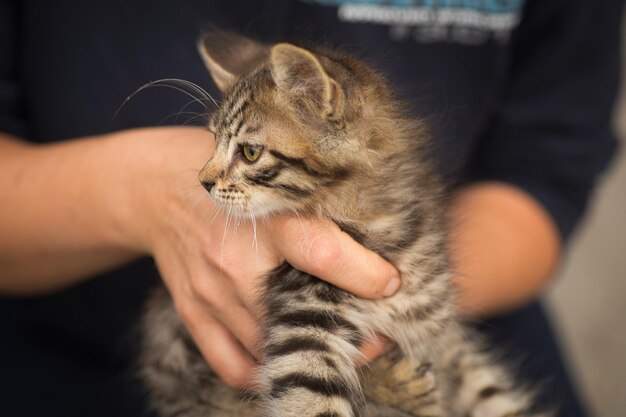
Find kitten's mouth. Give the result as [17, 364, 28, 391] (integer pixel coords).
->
[209, 186, 250, 215]
[201, 180, 292, 219]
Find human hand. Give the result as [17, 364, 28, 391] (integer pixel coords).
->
[124, 127, 398, 388]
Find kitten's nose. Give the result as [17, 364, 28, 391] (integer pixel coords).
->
[201, 180, 215, 193]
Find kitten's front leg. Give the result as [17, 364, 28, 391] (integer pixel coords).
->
[260, 264, 375, 417]
[257, 229, 455, 417]
[364, 253, 548, 417]
[366, 253, 456, 360]
[351, 245, 456, 417]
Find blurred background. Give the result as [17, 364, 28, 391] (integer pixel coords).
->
[545, 14, 626, 417]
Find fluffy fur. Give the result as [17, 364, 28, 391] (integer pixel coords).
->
[140, 31, 549, 417]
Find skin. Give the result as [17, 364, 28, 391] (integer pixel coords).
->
[0, 126, 560, 388]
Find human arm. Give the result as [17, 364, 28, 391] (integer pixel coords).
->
[0, 124, 554, 381]
[0, 127, 572, 385]
[0, 130, 146, 291]
[0, 126, 400, 386]
[451, 1, 622, 314]
[448, 182, 560, 319]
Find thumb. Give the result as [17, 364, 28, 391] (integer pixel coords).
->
[271, 216, 400, 299]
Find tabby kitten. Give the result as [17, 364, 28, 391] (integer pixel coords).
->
[140, 31, 547, 417]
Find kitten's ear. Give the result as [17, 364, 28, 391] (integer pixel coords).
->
[197, 31, 269, 92]
[270, 44, 343, 118]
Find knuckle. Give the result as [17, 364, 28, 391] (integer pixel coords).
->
[189, 273, 211, 297]
[174, 300, 197, 326]
[307, 234, 343, 274]
[183, 276, 225, 313]
[188, 276, 223, 311]
[200, 292, 222, 311]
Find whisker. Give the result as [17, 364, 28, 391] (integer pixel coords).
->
[181, 112, 211, 127]
[179, 183, 203, 196]
[156, 98, 204, 126]
[219, 206, 233, 275]
[113, 78, 218, 121]
[156, 78, 218, 107]
[177, 97, 205, 118]
[248, 206, 260, 263]
[171, 78, 219, 106]
[189, 189, 214, 218]
[209, 203, 223, 224]
[159, 111, 202, 126]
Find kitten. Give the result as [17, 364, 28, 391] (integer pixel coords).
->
[140, 31, 548, 417]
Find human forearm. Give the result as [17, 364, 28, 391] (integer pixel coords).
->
[448, 182, 561, 319]
[0, 128, 210, 294]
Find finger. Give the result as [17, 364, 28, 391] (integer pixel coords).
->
[206, 290, 264, 358]
[181, 302, 258, 389]
[201, 217, 277, 311]
[355, 335, 388, 366]
[271, 216, 400, 299]
[187, 263, 265, 359]
[153, 236, 258, 388]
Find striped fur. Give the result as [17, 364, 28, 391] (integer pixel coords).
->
[140, 32, 550, 417]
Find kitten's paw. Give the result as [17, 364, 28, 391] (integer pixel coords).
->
[362, 350, 444, 417]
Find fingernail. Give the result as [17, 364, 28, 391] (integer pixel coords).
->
[383, 276, 401, 297]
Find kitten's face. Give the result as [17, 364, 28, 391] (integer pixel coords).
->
[198, 36, 370, 218]
[199, 96, 304, 217]
[199, 74, 358, 218]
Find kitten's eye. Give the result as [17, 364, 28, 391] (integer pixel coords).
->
[241, 144, 263, 163]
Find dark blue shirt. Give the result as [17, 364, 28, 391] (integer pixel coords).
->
[0, 1, 622, 416]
